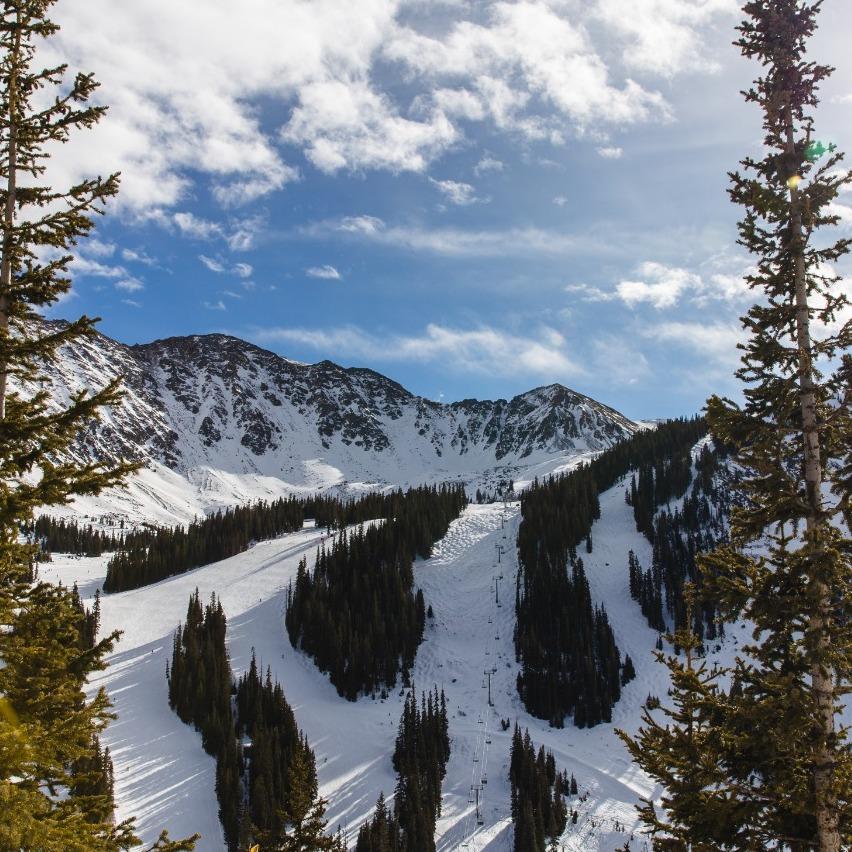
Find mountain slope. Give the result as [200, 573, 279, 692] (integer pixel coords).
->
[27, 321, 640, 523]
[40, 464, 757, 851]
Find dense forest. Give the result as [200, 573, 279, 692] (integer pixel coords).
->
[25, 514, 150, 559]
[515, 417, 705, 727]
[103, 488, 436, 593]
[510, 726, 573, 852]
[355, 687, 451, 852]
[167, 591, 332, 850]
[626, 441, 731, 638]
[285, 484, 467, 699]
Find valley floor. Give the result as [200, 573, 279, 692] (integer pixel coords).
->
[43, 477, 756, 851]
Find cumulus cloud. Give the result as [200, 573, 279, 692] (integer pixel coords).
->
[253, 322, 582, 378]
[41, 0, 732, 212]
[593, 0, 738, 78]
[617, 261, 700, 309]
[564, 258, 756, 308]
[306, 264, 342, 280]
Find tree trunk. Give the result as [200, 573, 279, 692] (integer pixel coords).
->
[0, 9, 21, 422]
[785, 107, 839, 852]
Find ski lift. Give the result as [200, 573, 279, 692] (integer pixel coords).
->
[482, 775, 488, 784]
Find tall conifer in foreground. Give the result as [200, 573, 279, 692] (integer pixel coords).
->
[0, 2, 195, 848]
[622, 1, 851, 849]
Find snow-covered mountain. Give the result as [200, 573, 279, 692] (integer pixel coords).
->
[29, 321, 640, 523]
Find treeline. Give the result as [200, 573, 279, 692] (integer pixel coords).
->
[25, 514, 148, 558]
[168, 591, 338, 850]
[356, 687, 451, 852]
[515, 418, 706, 728]
[627, 442, 731, 638]
[285, 484, 467, 700]
[103, 488, 460, 593]
[510, 726, 573, 852]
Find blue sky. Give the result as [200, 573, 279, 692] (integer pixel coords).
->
[44, 0, 852, 419]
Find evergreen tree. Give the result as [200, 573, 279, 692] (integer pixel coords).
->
[273, 747, 343, 851]
[622, 2, 851, 849]
[509, 726, 569, 851]
[357, 687, 450, 852]
[0, 2, 195, 848]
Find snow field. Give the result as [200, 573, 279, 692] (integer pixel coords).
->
[42, 476, 758, 851]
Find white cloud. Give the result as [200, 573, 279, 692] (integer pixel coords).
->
[828, 201, 852, 232]
[593, 0, 737, 78]
[642, 320, 743, 365]
[283, 78, 458, 173]
[203, 299, 227, 311]
[564, 282, 615, 302]
[617, 261, 700, 309]
[474, 154, 504, 175]
[174, 212, 223, 240]
[168, 211, 263, 252]
[597, 145, 623, 159]
[429, 177, 483, 206]
[552, 195, 568, 207]
[121, 298, 142, 308]
[114, 277, 145, 293]
[68, 249, 147, 293]
[69, 256, 127, 279]
[387, 1, 672, 139]
[254, 322, 582, 378]
[305, 265, 342, 280]
[83, 238, 117, 258]
[566, 259, 754, 308]
[42, 0, 732, 211]
[199, 254, 226, 273]
[337, 215, 385, 235]
[200, 255, 254, 278]
[121, 247, 158, 266]
[311, 215, 608, 257]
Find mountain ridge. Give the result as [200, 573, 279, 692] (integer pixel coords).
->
[26, 319, 641, 522]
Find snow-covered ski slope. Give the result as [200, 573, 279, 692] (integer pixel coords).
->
[43, 476, 757, 851]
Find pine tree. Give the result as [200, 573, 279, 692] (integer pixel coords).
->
[0, 2, 195, 848]
[274, 746, 343, 851]
[622, 2, 851, 849]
